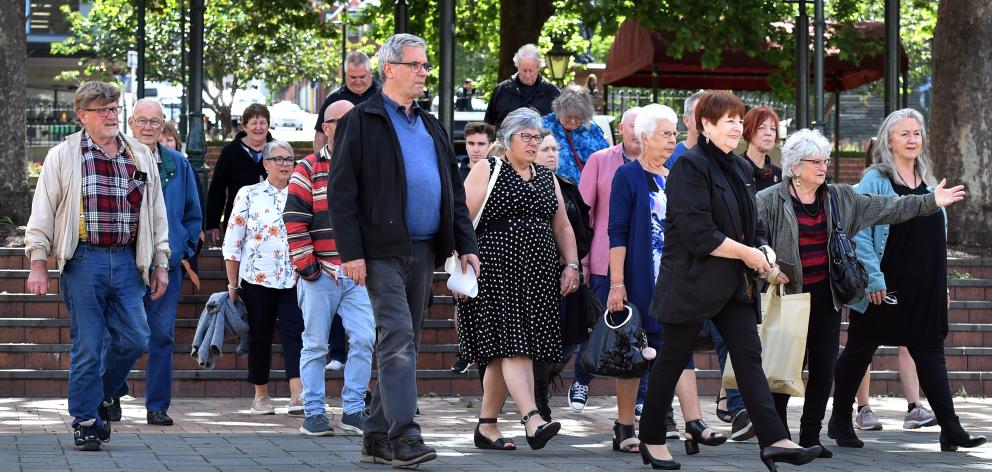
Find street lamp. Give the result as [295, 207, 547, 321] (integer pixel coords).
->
[546, 36, 572, 87]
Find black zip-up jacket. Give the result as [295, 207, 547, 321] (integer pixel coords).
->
[328, 92, 479, 267]
[483, 74, 560, 128]
[204, 130, 272, 230]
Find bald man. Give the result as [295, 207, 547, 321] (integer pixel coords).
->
[284, 100, 376, 436]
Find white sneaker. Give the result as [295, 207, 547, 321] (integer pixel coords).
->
[904, 404, 938, 429]
[325, 360, 344, 371]
[250, 396, 275, 415]
[568, 381, 589, 413]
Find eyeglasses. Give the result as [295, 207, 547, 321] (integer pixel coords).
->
[883, 291, 898, 305]
[264, 156, 296, 166]
[135, 118, 164, 129]
[390, 61, 433, 73]
[84, 106, 120, 118]
[656, 130, 679, 140]
[514, 132, 542, 143]
[801, 158, 831, 168]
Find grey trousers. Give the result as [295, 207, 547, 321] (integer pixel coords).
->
[364, 240, 435, 439]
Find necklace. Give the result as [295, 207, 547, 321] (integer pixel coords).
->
[895, 166, 918, 188]
[791, 186, 820, 217]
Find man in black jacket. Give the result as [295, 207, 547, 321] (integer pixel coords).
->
[483, 43, 560, 128]
[328, 33, 480, 468]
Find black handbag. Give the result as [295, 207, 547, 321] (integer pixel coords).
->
[827, 187, 869, 304]
[579, 303, 651, 379]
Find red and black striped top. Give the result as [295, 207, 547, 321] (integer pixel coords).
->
[284, 148, 340, 281]
[792, 196, 829, 286]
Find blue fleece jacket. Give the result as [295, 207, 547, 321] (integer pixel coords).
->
[157, 144, 203, 268]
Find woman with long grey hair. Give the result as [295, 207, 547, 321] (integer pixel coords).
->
[827, 109, 987, 452]
[457, 107, 580, 452]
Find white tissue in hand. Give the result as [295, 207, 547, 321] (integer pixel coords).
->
[446, 264, 478, 298]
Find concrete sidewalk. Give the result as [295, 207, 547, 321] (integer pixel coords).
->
[0, 395, 989, 471]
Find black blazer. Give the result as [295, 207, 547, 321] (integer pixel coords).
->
[204, 131, 271, 230]
[328, 92, 479, 268]
[649, 139, 767, 324]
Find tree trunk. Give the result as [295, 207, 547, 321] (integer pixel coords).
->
[0, 3, 30, 224]
[930, 1, 992, 252]
[497, 0, 555, 81]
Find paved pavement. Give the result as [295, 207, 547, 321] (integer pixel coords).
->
[0, 394, 989, 471]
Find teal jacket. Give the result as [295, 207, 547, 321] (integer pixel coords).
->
[847, 167, 947, 314]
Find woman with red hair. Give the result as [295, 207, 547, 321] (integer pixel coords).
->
[742, 107, 783, 191]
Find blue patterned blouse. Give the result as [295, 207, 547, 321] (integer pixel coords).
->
[541, 113, 609, 183]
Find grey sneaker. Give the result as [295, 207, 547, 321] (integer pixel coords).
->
[300, 413, 335, 437]
[854, 406, 883, 431]
[340, 409, 367, 433]
[287, 397, 304, 416]
[250, 396, 275, 415]
[903, 404, 938, 429]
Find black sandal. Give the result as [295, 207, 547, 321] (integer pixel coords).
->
[521, 409, 561, 450]
[716, 396, 732, 423]
[612, 421, 640, 453]
[474, 418, 516, 450]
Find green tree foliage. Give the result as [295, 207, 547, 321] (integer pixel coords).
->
[52, 0, 337, 137]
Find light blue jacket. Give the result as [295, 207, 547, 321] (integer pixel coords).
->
[847, 167, 947, 314]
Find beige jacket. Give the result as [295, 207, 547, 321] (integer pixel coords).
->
[24, 131, 170, 285]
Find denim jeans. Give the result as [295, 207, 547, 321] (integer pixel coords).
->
[61, 244, 150, 427]
[297, 272, 376, 417]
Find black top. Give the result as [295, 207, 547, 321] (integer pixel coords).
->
[747, 154, 783, 192]
[328, 92, 479, 267]
[312, 81, 382, 132]
[456, 156, 472, 182]
[649, 138, 768, 324]
[483, 74, 560, 128]
[852, 180, 948, 345]
[204, 131, 271, 230]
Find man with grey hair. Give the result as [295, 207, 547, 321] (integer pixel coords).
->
[666, 90, 706, 169]
[484, 43, 561, 127]
[24, 81, 170, 451]
[329, 33, 479, 467]
[113, 98, 202, 427]
[313, 51, 380, 153]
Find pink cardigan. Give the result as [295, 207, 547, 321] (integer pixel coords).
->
[578, 143, 628, 276]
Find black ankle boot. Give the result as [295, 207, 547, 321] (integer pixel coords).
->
[827, 413, 864, 448]
[939, 416, 987, 451]
[799, 433, 833, 458]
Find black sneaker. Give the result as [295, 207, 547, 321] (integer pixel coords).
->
[73, 420, 102, 451]
[664, 411, 680, 439]
[99, 398, 122, 422]
[361, 432, 393, 464]
[391, 435, 437, 468]
[731, 409, 756, 441]
[147, 410, 174, 426]
[450, 355, 471, 374]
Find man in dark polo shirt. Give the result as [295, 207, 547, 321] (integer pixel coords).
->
[312, 51, 380, 153]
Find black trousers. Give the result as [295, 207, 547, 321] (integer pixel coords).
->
[240, 281, 305, 385]
[639, 302, 788, 447]
[832, 321, 957, 428]
[772, 280, 840, 438]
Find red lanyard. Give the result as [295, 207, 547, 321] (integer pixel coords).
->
[564, 129, 583, 171]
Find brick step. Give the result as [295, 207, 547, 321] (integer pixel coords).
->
[2, 367, 991, 398]
[0, 293, 459, 321]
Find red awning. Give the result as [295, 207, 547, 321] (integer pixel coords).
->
[603, 19, 909, 92]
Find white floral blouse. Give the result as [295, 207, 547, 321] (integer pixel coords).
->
[222, 181, 297, 289]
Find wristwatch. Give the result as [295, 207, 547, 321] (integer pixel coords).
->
[154, 262, 169, 270]
[565, 263, 580, 271]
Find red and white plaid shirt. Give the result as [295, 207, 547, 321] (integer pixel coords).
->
[79, 131, 143, 246]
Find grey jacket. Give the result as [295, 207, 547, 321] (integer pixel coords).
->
[191, 291, 249, 369]
[756, 178, 940, 310]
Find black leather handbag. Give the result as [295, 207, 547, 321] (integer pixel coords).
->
[579, 303, 651, 379]
[827, 187, 869, 304]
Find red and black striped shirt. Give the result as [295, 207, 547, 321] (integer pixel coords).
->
[284, 147, 340, 280]
[792, 196, 829, 286]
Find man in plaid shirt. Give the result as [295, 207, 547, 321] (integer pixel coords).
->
[284, 100, 375, 436]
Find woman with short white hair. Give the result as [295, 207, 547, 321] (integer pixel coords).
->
[756, 128, 967, 457]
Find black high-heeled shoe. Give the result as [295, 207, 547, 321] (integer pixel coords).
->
[759, 445, 821, 472]
[521, 409, 560, 450]
[683, 419, 727, 455]
[474, 418, 516, 450]
[639, 443, 680, 470]
[613, 421, 639, 453]
[939, 417, 987, 451]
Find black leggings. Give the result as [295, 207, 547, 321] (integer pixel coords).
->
[638, 302, 788, 447]
[240, 281, 304, 385]
[833, 323, 958, 429]
[772, 280, 840, 438]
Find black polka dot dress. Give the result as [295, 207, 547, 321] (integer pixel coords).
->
[457, 157, 564, 364]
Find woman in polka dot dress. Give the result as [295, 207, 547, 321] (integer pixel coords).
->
[457, 108, 580, 452]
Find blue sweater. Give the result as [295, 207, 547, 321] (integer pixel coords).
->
[847, 167, 946, 314]
[383, 94, 441, 240]
[608, 160, 661, 334]
[157, 144, 203, 268]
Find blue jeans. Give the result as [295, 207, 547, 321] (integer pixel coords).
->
[297, 273, 375, 417]
[61, 244, 150, 427]
[703, 319, 744, 413]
